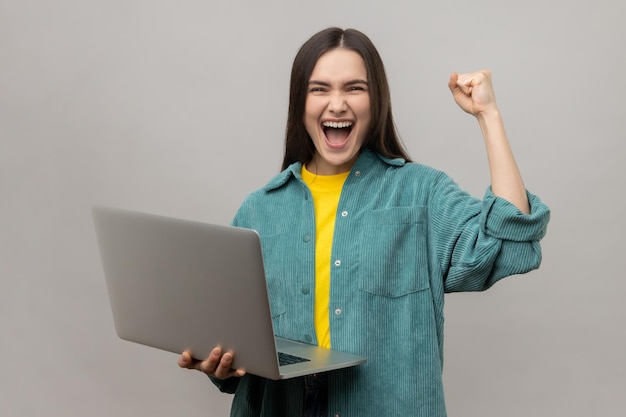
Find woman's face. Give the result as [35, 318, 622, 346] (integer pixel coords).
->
[304, 48, 371, 175]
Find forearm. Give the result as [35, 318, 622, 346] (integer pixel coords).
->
[477, 109, 530, 214]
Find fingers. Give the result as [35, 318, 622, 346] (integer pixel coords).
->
[448, 72, 459, 92]
[177, 347, 220, 372]
[210, 350, 246, 379]
[453, 69, 492, 94]
[455, 71, 479, 95]
[210, 351, 230, 377]
[178, 350, 197, 369]
[178, 347, 246, 379]
[200, 347, 226, 376]
[449, 69, 497, 116]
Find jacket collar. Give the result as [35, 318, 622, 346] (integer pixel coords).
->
[263, 149, 406, 192]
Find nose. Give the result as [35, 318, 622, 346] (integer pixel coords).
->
[328, 91, 347, 113]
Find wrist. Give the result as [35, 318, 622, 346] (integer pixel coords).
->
[476, 106, 501, 124]
[477, 107, 505, 142]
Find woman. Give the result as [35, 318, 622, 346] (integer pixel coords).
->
[179, 27, 549, 417]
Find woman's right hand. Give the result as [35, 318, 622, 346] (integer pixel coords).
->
[178, 347, 246, 379]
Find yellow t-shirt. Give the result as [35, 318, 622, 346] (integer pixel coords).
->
[301, 165, 349, 349]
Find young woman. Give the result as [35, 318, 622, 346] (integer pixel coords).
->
[178, 27, 549, 417]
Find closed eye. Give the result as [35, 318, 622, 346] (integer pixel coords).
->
[307, 80, 368, 94]
[308, 80, 330, 94]
[345, 80, 368, 92]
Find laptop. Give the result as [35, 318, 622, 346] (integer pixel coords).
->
[92, 206, 366, 380]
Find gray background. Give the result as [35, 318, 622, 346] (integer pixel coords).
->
[1, 0, 624, 416]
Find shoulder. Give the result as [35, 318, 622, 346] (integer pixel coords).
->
[366, 151, 450, 187]
[232, 164, 303, 227]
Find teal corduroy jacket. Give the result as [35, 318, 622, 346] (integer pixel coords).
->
[211, 149, 550, 417]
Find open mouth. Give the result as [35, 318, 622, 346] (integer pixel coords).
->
[322, 121, 353, 148]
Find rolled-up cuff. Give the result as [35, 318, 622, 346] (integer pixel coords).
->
[480, 187, 550, 242]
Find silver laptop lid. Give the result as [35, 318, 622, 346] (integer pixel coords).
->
[92, 206, 282, 378]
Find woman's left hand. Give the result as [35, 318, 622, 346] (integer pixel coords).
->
[448, 70, 498, 117]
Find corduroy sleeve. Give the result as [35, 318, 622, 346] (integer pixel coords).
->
[480, 188, 550, 242]
[429, 173, 550, 293]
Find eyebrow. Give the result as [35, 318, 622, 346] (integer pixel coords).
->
[308, 79, 369, 87]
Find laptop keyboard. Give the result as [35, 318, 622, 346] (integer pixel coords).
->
[278, 351, 311, 366]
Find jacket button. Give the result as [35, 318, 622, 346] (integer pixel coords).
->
[303, 234, 311, 242]
[304, 334, 313, 343]
[301, 286, 310, 295]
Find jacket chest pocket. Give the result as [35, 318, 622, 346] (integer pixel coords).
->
[357, 207, 430, 297]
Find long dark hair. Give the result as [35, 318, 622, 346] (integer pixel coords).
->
[281, 27, 411, 170]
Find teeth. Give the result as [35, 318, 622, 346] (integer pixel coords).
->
[322, 121, 352, 129]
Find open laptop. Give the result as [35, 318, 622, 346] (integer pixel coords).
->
[92, 206, 366, 380]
